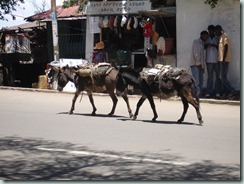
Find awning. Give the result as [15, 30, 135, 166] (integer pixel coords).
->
[139, 7, 176, 17]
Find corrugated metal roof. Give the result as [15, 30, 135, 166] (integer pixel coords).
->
[25, 5, 83, 22]
[0, 21, 46, 32]
[2, 21, 46, 31]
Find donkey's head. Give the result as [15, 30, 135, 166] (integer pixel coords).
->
[57, 65, 77, 91]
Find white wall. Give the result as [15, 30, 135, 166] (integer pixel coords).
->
[85, 17, 95, 62]
[176, 0, 240, 90]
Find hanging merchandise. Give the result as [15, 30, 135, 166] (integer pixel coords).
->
[121, 15, 127, 27]
[140, 17, 147, 28]
[133, 17, 138, 29]
[113, 16, 118, 27]
[98, 16, 104, 28]
[109, 16, 115, 29]
[129, 16, 135, 29]
[127, 17, 132, 30]
[143, 18, 153, 37]
[156, 36, 166, 56]
[103, 16, 109, 28]
[116, 16, 122, 28]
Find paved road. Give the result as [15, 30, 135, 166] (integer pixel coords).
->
[0, 89, 241, 180]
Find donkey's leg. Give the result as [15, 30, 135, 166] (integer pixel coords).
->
[145, 94, 158, 122]
[133, 95, 147, 120]
[121, 89, 133, 118]
[107, 90, 118, 116]
[69, 90, 80, 114]
[140, 82, 158, 121]
[186, 95, 203, 125]
[178, 96, 189, 123]
[179, 88, 203, 125]
[87, 91, 97, 115]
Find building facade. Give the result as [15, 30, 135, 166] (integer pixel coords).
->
[176, 0, 240, 90]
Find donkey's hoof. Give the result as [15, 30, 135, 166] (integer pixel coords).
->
[177, 119, 183, 123]
[199, 120, 204, 126]
[108, 113, 114, 116]
[129, 113, 133, 118]
[91, 112, 96, 116]
[68, 111, 73, 115]
[132, 115, 137, 120]
[152, 118, 157, 122]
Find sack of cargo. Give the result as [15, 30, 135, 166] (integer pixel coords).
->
[77, 68, 92, 77]
[92, 63, 111, 77]
[140, 67, 160, 85]
[77, 62, 111, 78]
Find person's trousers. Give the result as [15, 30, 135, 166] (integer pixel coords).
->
[206, 63, 222, 95]
[218, 61, 234, 94]
[191, 65, 204, 95]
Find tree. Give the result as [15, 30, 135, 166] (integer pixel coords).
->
[0, 0, 24, 20]
[204, 0, 220, 9]
[62, 0, 85, 12]
[31, 0, 47, 14]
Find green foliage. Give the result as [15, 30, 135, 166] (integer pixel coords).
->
[204, 0, 220, 9]
[62, 0, 85, 12]
[0, 0, 24, 20]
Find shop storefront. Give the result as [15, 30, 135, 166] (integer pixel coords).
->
[83, 0, 176, 69]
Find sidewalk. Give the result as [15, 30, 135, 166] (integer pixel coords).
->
[0, 86, 240, 106]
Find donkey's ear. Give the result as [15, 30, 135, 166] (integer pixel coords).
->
[71, 66, 79, 73]
[60, 67, 64, 73]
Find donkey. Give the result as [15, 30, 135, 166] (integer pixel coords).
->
[116, 67, 203, 125]
[56, 65, 133, 118]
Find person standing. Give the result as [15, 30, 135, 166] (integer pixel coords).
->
[190, 31, 209, 97]
[205, 25, 221, 98]
[215, 25, 235, 99]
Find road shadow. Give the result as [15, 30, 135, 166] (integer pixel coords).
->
[117, 118, 197, 126]
[143, 120, 197, 126]
[57, 112, 197, 125]
[58, 112, 126, 118]
[0, 136, 240, 180]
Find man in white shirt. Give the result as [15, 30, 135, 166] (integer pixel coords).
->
[190, 31, 209, 97]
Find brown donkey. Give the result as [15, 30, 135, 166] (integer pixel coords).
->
[56, 65, 133, 118]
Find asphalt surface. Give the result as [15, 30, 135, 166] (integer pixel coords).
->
[0, 86, 240, 106]
[0, 86, 241, 180]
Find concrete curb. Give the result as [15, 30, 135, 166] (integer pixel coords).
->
[0, 86, 240, 106]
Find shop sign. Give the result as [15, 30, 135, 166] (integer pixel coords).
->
[89, 17, 101, 34]
[84, 1, 151, 15]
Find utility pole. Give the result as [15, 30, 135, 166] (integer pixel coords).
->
[51, 0, 59, 61]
